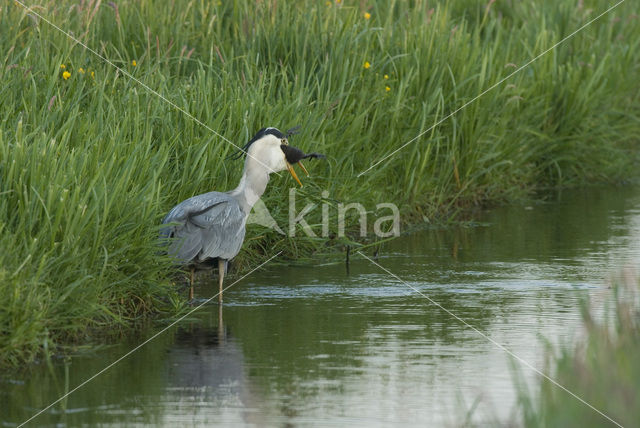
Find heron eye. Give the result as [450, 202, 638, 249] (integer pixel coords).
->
[281, 139, 288, 145]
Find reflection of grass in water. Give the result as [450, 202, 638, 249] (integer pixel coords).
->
[513, 274, 640, 427]
[2, 0, 640, 366]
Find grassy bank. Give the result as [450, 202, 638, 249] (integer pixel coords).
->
[1, 0, 639, 366]
[512, 272, 640, 427]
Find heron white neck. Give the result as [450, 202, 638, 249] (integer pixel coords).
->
[228, 157, 271, 214]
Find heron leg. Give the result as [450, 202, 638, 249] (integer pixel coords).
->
[218, 258, 226, 303]
[189, 267, 195, 301]
[217, 304, 224, 343]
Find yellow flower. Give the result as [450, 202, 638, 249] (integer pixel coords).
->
[364, 12, 371, 19]
[384, 74, 389, 79]
[91, 71, 95, 78]
[385, 86, 390, 92]
[62, 71, 71, 80]
[60, 64, 66, 69]
[364, 61, 370, 69]
[131, 60, 137, 66]
[79, 68, 85, 74]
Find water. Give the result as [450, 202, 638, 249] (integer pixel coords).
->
[3, 187, 640, 427]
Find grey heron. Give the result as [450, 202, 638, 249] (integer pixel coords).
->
[160, 127, 323, 302]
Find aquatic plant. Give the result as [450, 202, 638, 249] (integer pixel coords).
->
[512, 272, 640, 427]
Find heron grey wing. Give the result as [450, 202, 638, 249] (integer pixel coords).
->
[162, 193, 227, 225]
[161, 192, 238, 262]
[166, 221, 203, 261]
[191, 199, 247, 260]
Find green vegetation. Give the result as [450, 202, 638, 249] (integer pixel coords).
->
[514, 275, 640, 427]
[1, 0, 639, 366]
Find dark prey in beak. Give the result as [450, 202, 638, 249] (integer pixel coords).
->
[280, 144, 325, 187]
[280, 145, 325, 164]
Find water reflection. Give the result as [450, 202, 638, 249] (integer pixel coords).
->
[2, 186, 639, 426]
[162, 306, 268, 426]
[168, 306, 234, 391]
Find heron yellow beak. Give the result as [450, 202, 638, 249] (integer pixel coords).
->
[297, 161, 310, 177]
[287, 162, 303, 187]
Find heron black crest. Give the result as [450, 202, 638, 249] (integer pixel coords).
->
[228, 126, 301, 160]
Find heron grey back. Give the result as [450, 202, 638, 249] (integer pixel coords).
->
[161, 192, 247, 263]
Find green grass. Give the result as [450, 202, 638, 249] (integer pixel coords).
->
[1, 0, 639, 366]
[512, 274, 640, 427]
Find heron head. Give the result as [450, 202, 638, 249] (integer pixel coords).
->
[234, 127, 324, 187]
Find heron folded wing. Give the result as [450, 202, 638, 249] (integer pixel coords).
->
[162, 197, 225, 225]
[195, 202, 246, 260]
[188, 201, 230, 229]
[162, 192, 247, 263]
[168, 222, 203, 262]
